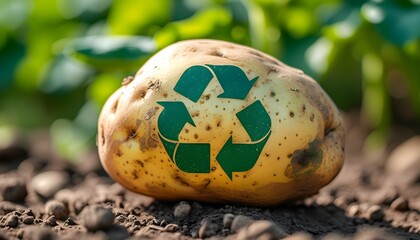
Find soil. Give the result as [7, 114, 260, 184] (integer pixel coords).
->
[0, 112, 419, 240]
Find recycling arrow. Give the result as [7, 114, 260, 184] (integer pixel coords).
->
[157, 101, 195, 141]
[174, 65, 213, 103]
[157, 64, 272, 179]
[235, 100, 271, 141]
[216, 131, 271, 180]
[216, 100, 271, 180]
[157, 101, 210, 173]
[174, 65, 259, 102]
[206, 64, 258, 100]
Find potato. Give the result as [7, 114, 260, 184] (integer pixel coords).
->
[97, 39, 345, 206]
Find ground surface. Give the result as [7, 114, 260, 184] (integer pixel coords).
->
[0, 113, 419, 240]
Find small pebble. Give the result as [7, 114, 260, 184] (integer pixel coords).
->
[236, 220, 288, 240]
[45, 200, 68, 220]
[22, 216, 34, 225]
[386, 136, 420, 186]
[107, 224, 130, 240]
[198, 218, 218, 238]
[334, 195, 352, 208]
[315, 194, 334, 206]
[173, 201, 191, 219]
[390, 196, 409, 211]
[223, 213, 235, 229]
[367, 205, 384, 222]
[192, 202, 203, 210]
[32, 171, 70, 198]
[230, 215, 254, 233]
[115, 215, 126, 224]
[5, 214, 19, 228]
[347, 204, 360, 217]
[163, 223, 179, 232]
[0, 176, 27, 202]
[159, 219, 167, 227]
[81, 205, 114, 232]
[45, 216, 57, 227]
[64, 217, 77, 226]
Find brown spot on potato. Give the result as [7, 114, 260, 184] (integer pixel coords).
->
[131, 170, 138, 179]
[289, 112, 295, 117]
[325, 127, 335, 137]
[122, 76, 134, 86]
[144, 107, 159, 120]
[139, 134, 158, 151]
[310, 113, 315, 122]
[206, 125, 212, 131]
[270, 91, 276, 97]
[136, 160, 144, 168]
[100, 127, 105, 146]
[285, 139, 323, 178]
[147, 80, 161, 91]
[174, 174, 190, 187]
[128, 129, 137, 139]
[116, 149, 123, 157]
[249, 50, 264, 58]
[291, 88, 300, 93]
[111, 98, 119, 113]
[268, 68, 279, 75]
[133, 87, 147, 100]
[208, 49, 225, 58]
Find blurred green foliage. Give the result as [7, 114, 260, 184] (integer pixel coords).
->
[0, 0, 419, 159]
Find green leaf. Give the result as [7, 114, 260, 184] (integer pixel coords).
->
[0, 38, 26, 90]
[64, 36, 157, 70]
[154, 6, 232, 48]
[0, 0, 30, 31]
[57, 0, 112, 22]
[108, 0, 170, 35]
[41, 55, 94, 93]
[362, 1, 420, 45]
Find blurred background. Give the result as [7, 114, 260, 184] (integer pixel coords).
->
[0, 0, 419, 162]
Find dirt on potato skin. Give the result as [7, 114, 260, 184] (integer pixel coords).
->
[0, 114, 419, 240]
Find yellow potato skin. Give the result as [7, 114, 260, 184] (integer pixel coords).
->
[98, 39, 345, 206]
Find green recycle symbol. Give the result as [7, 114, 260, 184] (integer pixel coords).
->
[157, 65, 271, 180]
